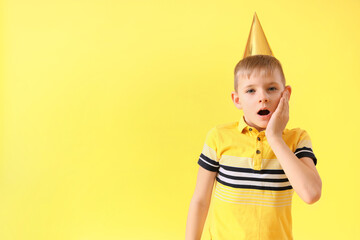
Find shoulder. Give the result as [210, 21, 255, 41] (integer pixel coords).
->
[204, 121, 238, 141]
[283, 127, 314, 147]
[284, 127, 310, 139]
[285, 128, 317, 165]
[208, 121, 239, 136]
[213, 121, 238, 131]
[204, 122, 239, 147]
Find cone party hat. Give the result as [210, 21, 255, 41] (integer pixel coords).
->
[243, 13, 274, 58]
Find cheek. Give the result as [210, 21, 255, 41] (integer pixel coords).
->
[239, 97, 252, 108]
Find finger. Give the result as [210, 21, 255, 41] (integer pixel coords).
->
[282, 96, 289, 114]
[284, 94, 289, 103]
[284, 97, 289, 115]
[286, 91, 290, 102]
[277, 97, 285, 113]
[284, 90, 289, 102]
[282, 97, 287, 113]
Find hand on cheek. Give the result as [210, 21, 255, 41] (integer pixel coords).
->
[265, 88, 290, 140]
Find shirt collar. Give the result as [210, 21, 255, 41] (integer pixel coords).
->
[237, 116, 262, 135]
[238, 116, 253, 133]
[238, 115, 288, 136]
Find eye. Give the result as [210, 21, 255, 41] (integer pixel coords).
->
[246, 89, 255, 93]
[268, 87, 277, 91]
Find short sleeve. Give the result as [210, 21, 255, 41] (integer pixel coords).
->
[197, 127, 220, 172]
[294, 130, 317, 166]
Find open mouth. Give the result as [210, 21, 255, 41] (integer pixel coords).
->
[257, 109, 270, 116]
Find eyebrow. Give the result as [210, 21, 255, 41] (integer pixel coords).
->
[242, 82, 281, 89]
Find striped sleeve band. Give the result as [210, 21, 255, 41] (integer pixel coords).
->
[198, 153, 220, 172]
[294, 147, 317, 166]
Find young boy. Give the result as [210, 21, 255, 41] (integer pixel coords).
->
[185, 14, 322, 240]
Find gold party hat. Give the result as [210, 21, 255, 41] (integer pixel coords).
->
[243, 13, 274, 58]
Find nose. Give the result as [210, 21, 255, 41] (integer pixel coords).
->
[258, 91, 269, 103]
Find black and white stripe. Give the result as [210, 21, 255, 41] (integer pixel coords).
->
[198, 153, 219, 172]
[216, 164, 292, 191]
[294, 147, 317, 165]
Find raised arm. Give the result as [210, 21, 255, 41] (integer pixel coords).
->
[266, 88, 322, 204]
[185, 167, 217, 240]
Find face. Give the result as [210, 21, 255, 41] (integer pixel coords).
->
[231, 68, 290, 132]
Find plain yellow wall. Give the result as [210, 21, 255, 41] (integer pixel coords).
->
[1, 0, 360, 239]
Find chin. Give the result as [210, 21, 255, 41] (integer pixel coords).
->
[256, 122, 268, 131]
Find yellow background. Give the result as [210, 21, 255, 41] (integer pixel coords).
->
[1, 0, 359, 239]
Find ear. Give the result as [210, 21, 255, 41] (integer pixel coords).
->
[285, 85, 292, 100]
[231, 91, 242, 110]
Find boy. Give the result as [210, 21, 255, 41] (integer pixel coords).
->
[185, 14, 322, 240]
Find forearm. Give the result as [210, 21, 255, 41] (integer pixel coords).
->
[268, 136, 322, 204]
[185, 198, 211, 240]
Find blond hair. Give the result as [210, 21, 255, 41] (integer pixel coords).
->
[234, 55, 286, 92]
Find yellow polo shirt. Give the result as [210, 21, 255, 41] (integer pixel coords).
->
[198, 117, 317, 240]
